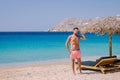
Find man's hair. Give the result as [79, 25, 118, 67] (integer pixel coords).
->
[73, 27, 79, 30]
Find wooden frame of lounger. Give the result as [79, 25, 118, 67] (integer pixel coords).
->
[78, 58, 120, 74]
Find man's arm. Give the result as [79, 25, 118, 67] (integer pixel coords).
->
[65, 36, 71, 54]
[80, 34, 86, 40]
[79, 29, 86, 40]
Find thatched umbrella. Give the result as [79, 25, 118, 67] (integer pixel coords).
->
[81, 16, 120, 56]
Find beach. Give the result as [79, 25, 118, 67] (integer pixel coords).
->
[0, 32, 120, 80]
[0, 57, 120, 80]
[1, 0, 120, 79]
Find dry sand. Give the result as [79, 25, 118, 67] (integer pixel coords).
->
[0, 60, 120, 80]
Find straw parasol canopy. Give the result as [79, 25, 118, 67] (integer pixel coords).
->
[81, 16, 120, 56]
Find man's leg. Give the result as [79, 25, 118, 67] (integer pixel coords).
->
[77, 58, 81, 73]
[71, 59, 75, 75]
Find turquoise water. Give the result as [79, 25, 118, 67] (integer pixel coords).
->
[0, 32, 120, 64]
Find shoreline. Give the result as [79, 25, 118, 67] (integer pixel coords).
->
[0, 56, 120, 80]
[0, 56, 100, 66]
[0, 55, 120, 67]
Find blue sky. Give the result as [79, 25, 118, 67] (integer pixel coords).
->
[0, 0, 120, 31]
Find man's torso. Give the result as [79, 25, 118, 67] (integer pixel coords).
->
[70, 34, 80, 50]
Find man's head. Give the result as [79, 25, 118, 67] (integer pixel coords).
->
[73, 27, 79, 34]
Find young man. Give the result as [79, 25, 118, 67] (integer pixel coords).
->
[65, 27, 86, 75]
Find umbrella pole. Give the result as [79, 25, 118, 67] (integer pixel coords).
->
[109, 33, 112, 56]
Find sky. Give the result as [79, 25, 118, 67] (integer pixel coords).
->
[0, 0, 120, 31]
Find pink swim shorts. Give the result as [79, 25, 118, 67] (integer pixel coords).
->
[70, 50, 81, 59]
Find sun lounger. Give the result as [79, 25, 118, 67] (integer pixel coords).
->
[114, 59, 120, 67]
[76, 56, 120, 74]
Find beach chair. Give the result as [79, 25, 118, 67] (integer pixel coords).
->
[76, 56, 120, 74]
[113, 59, 120, 68]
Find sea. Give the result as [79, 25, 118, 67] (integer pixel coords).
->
[0, 32, 120, 65]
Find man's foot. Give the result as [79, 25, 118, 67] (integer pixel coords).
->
[73, 71, 76, 75]
[79, 70, 82, 74]
[80, 71, 82, 74]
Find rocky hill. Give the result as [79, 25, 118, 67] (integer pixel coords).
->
[48, 15, 120, 32]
